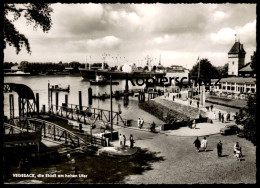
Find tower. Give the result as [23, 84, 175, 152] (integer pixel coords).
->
[228, 39, 246, 76]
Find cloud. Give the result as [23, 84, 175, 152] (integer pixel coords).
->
[68, 36, 121, 52]
[210, 28, 236, 45]
[4, 3, 256, 67]
[213, 11, 228, 22]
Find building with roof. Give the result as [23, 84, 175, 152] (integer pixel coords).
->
[228, 40, 246, 76]
[211, 77, 256, 95]
[238, 62, 255, 77]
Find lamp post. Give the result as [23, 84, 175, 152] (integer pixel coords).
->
[110, 75, 113, 141]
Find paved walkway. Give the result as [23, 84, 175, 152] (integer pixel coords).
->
[155, 94, 237, 121]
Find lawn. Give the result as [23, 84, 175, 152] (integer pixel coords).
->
[193, 94, 247, 109]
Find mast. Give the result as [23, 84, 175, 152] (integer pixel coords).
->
[197, 56, 200, 79]
[89, 56, 91, 69]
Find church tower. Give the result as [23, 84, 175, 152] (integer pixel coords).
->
[228, 39, 246, 76]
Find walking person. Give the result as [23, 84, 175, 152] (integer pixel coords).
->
[193, 119, 196, 129]
[227, 112, 230, 121]
[217, 140, 222, 157]
[201, 137, 207, 152]
[140, 118, 144, 129]
[119, 134, 122, 147]
[210, 104, 214, 111]
[123, 135, 126, 148]
[197, 101, 199, 108]
[193, 137, 201, 152]
[137, 118, 141, 128]
[218, 111, 221, 122]
[150, 122, 156, 132]
[129, 134, 134, 148]
[23, 158, 30, 174]
[190, 99, 192, 105]
[234, 142, 240, 155]
[18, 158, 25, 174]
[221, 114, 224, 123]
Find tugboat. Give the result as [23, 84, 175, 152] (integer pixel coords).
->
[89, 75, 119, 85]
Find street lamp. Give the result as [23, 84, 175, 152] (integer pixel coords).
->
[110, 75, 113, 141]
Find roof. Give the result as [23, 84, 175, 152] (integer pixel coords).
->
[239, 63, 253, 72]
[212, 77, 256, 84]
[228, 41, 246, 54]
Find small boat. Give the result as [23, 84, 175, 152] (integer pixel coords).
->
[49, 84, 70, 92]
[90, 75, 119, 85]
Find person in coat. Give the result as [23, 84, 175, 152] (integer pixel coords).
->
[217, 140, 222, 157]
[129, 134, 134, 148]
[193, 137, 201, 152]
[140, 118, 144, 129]
[119, 134, 122, 147]
[123, 135, 126, 148]
[201, 137, 207, 152]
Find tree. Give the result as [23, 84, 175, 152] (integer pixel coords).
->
[190, 58, 220, 83]
[217, 63, 228, 78]
[4, 3, 53, 54]
[237, 94, 257, 145]
[250, 51, 256, 73]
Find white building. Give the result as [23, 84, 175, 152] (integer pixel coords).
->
[211, 77, 256, 94]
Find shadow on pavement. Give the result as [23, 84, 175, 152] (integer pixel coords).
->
[220, 154, 229, 157]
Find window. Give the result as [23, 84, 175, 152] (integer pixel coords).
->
[223, 86, 226, 90]
[251, 88, 255, 93]
[231, 87, 235, 91]
[227, 86, 230, 90]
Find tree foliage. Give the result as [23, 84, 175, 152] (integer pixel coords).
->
[250, 51, 256, 73]
[190, 58, 220, 83]
[237, 94, 257, 145]
[4, 3, 53, 54]
[217, 63, 228, 78]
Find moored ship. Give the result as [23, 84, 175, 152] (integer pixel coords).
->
[79, 59, 166, 80]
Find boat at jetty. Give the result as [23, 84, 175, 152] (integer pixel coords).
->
[79, 56, 166, 80]
[80, 68, 165, 80]
[90, 75, 119, 85]
[49, 84, 70, 92]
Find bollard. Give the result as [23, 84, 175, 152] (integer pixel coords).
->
[79, 91, 82, 111]
[36, 93, 39, 116]
[56, 92, 59, 113]
[65, 95, 68, 106]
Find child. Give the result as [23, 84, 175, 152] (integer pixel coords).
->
[235, 148, 242, 161]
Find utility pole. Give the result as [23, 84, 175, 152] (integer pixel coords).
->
[110, 75, 113, 141]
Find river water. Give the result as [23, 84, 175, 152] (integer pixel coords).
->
[4, 75, 164, 125]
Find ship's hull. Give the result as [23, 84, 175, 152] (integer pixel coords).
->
[79, 69, 166, 79]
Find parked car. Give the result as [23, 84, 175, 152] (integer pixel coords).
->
[220, 125, 240, 135]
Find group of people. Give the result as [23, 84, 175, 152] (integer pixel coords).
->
[193, 137, 208, 152]
[137, 118, 144, 129]
[18, 158, 30, 174]
[189, 119, 197, 129]
[218, 111, 231, 123]
[234, 142, 243, 161]
[193, 137, 243, 161]
[119, 134, 135, 148]
[205, 105, 214, 111]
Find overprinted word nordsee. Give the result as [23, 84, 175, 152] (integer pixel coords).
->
[126, 73, 221, 87]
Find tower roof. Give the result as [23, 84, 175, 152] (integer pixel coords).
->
[228, 41, 246, 54]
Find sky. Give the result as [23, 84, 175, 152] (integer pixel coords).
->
[4, 3, 256, 69]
